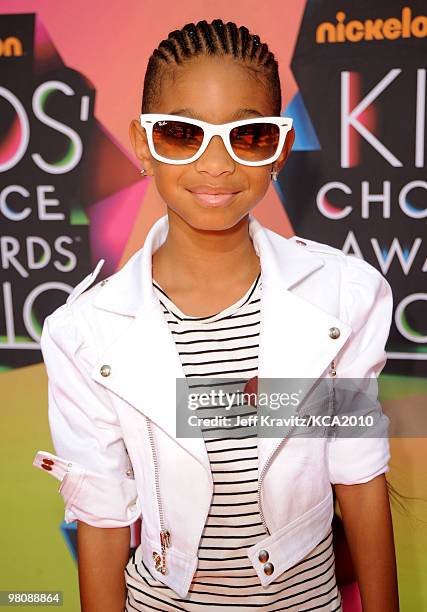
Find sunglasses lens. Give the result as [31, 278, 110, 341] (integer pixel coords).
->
[152, 120, 204, 160]
[230, 122, 280, 162]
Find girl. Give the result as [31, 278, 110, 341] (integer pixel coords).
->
[34, 18, 399, 612]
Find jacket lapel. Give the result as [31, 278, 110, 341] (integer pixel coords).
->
[243, 217, 351, 474]
[256, 278, 351, 474]
[90, 298, 211, 471]
[89, 214, 352, 479]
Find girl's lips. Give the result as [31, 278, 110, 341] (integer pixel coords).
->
[188, 190, 239, 207]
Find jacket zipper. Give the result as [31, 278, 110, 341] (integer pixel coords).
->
[328, 360, 337, 436]
[257, 438, 287, 535]
[145, 417, 171, 575]
[257, 418, 300, 535]
[257, 360, 337, 535]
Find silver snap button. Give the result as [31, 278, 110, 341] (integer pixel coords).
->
[328, 326, 340, 339]
[263, 562, 274, 575]
[258, 549, 269, 563]
[100, 364, 111, 377]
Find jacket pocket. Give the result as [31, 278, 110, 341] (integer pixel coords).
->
[246, 490, 334, 587]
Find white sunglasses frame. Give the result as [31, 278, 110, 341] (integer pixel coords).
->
[139, 113, 293, 167]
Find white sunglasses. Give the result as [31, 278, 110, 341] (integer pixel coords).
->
[139, 113, 293, 166]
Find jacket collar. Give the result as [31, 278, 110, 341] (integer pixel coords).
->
[91, 213, 327, 316]
[90, 214, 352, 481]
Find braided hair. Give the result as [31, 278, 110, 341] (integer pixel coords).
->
[141, 19, 282, 116]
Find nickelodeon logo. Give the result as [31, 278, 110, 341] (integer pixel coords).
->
[316, 7, 427, 44]
[0, 36, 23, 57]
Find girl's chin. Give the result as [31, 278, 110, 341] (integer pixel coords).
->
[172, 208, 252, 233]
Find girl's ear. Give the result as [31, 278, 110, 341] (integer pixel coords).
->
[129, 119, 155, 176]
[276, 127, 295, 173]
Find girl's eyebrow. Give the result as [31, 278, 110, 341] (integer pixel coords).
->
[234, 108, 264, 119]
[167, 107, 264, 120]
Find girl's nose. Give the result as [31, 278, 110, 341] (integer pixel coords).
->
[195, 135, 235, 175]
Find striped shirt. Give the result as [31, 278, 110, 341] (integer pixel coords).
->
[125, 272, 343, 611]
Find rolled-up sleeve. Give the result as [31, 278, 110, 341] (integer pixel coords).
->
[327, 256, 393, 485]
[33, 303, 141, 528]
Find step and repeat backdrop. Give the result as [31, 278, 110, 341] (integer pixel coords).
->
[1, 1, 426, 610]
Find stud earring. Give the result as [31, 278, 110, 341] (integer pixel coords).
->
[270, 168, 278, 182]
[140, 168, 146, 175]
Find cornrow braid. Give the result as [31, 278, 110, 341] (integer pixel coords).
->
[212, 19, 228, 53]
[141, 18, 281, 116]
[227, 21, 239, 55]
[168, 30, 190, 58]
[198, 19, 215, 53]
[238, 25, 250, 59]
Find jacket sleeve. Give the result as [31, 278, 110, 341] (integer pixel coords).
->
[33, 303, 141, 528]
[327, 255, 393, 485]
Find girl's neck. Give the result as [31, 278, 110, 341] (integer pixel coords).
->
[152, 211, 260, 296]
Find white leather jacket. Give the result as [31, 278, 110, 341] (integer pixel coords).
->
[33, 214, 392, 598]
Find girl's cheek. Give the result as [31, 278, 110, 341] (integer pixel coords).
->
[154, 169, 182, 194]
[250, 177, 270, 199]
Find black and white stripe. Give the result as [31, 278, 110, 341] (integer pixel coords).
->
[125, 273, 342, 611]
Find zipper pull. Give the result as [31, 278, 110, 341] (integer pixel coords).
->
[159, 529, 171, 574]
[152, 552, 163, 573]
[329, 359, 337, 377]
[160, 529, 171, 549]
[153, 529, 171, 575]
